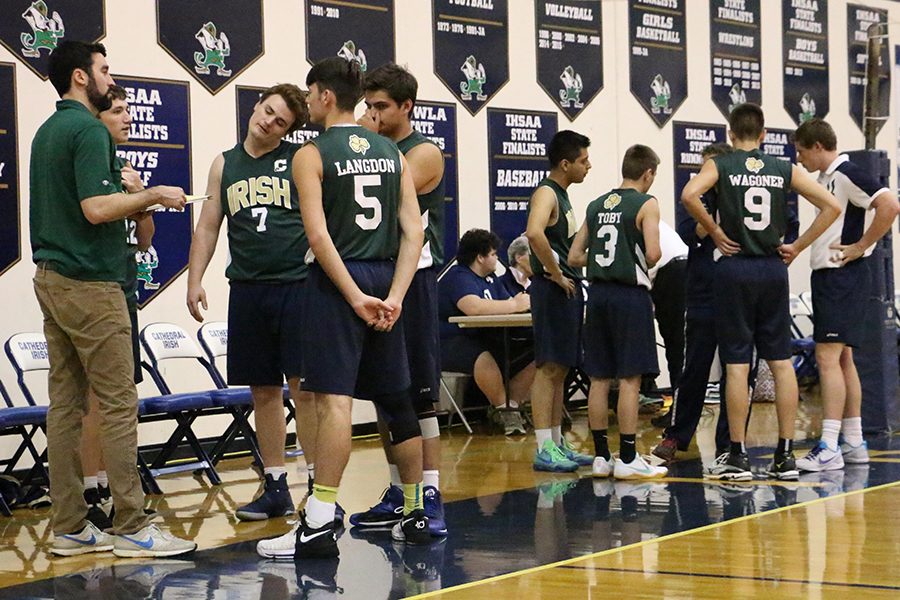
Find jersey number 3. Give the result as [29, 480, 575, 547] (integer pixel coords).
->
[594, 224, 618, 267]
[355, 175, 383, 230]
[743, 187, 771, 231]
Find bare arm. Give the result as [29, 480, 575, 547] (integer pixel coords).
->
[404, 142, 444, 195]
[134, 213, 155, 251]
[778, 164, 841, 265]
[186, 154, 226, 322]
[638, 197, 662, 267]
[457, 293, 529, 316]
[526, 186, 575, 296]
[82, 185, 185, 224]
[832, 190, 900, 265]
[567, 221, 590, 268]
[681, 159, 740, 255]
[384, 154, 426, 328]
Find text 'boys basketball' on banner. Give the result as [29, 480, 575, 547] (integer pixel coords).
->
[672, 121, 726, 231]
[847, 4, 889, 134]
[628, 0, 687, 127]
[534, 0, 602, 122]
[305, 0, 394, 72]
[709, 0, 760, 119]
[0, 62, 19, 277]
[761, 128, 799, 242]
[0, 0, 104, 80]
[410, 101, 459, 265]
[433, 0, 508, 116]
[156, 0, 263, 94]
[782, 0, 828, 126]
[114, 76, 192, 307]
[488, 108, 557, 255]
[235, 85, 323, 144]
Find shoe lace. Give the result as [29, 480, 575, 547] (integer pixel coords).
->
[545, 442, 569, 462]
[713, 452, 729, 467]
[806, 443, 826, 459]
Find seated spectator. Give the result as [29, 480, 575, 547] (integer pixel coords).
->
[439, 229, 534, 435]
[500, 235, 533, 296]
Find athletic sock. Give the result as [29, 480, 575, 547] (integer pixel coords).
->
[591, 429, 610, 460]
[776, 438, 793, 457]
[402, 482, 424, 515]
[83, 476, 98, 491]
[730, 441, 746, 456]
[96, 471, 108, 488]
[842, 416, 863, 446]
[551, 425, 562, 445]
[306, 493, 336, 529]
[535, 428, 552, 452]
[821, 419, 841, 451]
[389, 463, 402, 487]
[619, 434, 636, 463]
[423, 470, 440, 491]
[264, 466, 287, 478]
[306, 463, 315, 483]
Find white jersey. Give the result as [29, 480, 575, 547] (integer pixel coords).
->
[811, 154, 888, 271]
[649, 220, 689, 282]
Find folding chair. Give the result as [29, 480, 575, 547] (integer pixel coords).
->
[195, 321, 265, 467]
[788, 294, 817, 381]
[139, 322, 224, 487]
[438, 372, 473, 434]
[799, 291, 813, 315]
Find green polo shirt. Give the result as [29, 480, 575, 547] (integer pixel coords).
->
[30, 99, 126, 282]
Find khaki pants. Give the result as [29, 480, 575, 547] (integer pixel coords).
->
[33, 265, 148, 535]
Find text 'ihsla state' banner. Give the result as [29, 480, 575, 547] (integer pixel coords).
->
[762, 128, 799, 243]
[535, 0, 602, 122]
[628, 0, 687, 128]
[114, 76, 192, 308]
[156, 0, 263, 95]
[847, 4, 890, 134]
[672, 121, 726, 227]
[305, 0, 394, 73]
[0, 62, 20, 277]
[710, 0, 761, 119]
[236, 85, 323, 145]
[410, 101, 459, 265]
[433, 0, 508, 116]
[488, 108, 558, 256]
[782, 0, 828, 125]
[0, 0, 105, 80]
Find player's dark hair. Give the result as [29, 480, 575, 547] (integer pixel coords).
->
[105, 84, 127, 102]
[457, 229, 501, 267]
[621, 144, 660, 180]
[548, 130, 590, 167]
[729, 103, 765, 141]
[306, 57, 362, 112]
[792, 118, 837, 152]
[701, 142, 733, 159]
[260, 83, 309, 134]
[48, 40, 107, 97]
[363, 63, 418, 110]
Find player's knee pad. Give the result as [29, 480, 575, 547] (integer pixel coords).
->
[418, 415, 440, 440]
[375, 392, 421, 445]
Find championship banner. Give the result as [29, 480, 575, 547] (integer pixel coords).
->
[672, 121, 726, 231]
[236, 85, 323, 145]
[488, 108, 558, 256]
[782, 0, 828, 125]
[847, 4, 889, 134]
[0, 63, 20, 277]
[709, 0, 760, 119]
[761, 128, 799, 243]
[410, 100, 459, 265]
[535, 0, 602, 122]
[433, 0, 509, 116]
[305, 0, 394, 72]
[114, 76, 192, 308]
[156, 0, 263, 95]
[628, 0, 687, 127]
[0, 0, 104, 80]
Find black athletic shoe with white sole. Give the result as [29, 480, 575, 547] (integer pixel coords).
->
[256, 511, 339, 559]
[390, 509, 431, 545]
[767, 452, 799, 481]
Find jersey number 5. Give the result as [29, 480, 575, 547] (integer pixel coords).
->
[594, 224, 618, 267]
[355, 175, 383, 230]
[743, 187, 771, 231]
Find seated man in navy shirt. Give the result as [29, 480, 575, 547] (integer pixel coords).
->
[439, 229, 534, 435]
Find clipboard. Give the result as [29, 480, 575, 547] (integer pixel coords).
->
[147, 194, 210, 212]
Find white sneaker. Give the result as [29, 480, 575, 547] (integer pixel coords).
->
[614, 480, 664, 502]
[840, 440, 869, 464]
[51, 521, 114, 556]
[613, 455, 668, 480]
[113, 524, 197, 558]
[592, 455, 615, 478]
[256, 521, 301, 559]
[796, 442, 844, 472]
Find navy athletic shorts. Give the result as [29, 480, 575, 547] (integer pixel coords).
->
[529, 275, 583, 368]
[811, 257, 871, 348]
[227, 279, 305, 386]
[583, 280, 659, 379]
[129, 309, 142, 384]
[404, 268, 441, 412]
[713, 255, 792, 363]
[440, 331, 533, 379]
[302, 261, 409, 400]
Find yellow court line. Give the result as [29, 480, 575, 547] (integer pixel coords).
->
[407, 479, 900, 599]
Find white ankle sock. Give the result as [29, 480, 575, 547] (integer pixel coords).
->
[551, 426, 562, 444]
[842, 417, 863, 446]
[96, 471, 108, 487]
[264, 466, 287, 478]
[305, 495, 335, 529]
[821, 419, 841, 451]
[535, 428, 552, 451]
[389, 463, 402, 487]
[83, 476, 98, 490]
[423, 470, 439, 490]
[306, 463, 315, 482]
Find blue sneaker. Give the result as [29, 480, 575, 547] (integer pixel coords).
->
[423, 486, 448, 537]
[349, 485, 404, 528]
[235, 473, 294, 521]
[534, 439, 579, 472]
[559, 438, 593, 466]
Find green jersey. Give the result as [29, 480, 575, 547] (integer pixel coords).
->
[312, 125, 402, 261]
[528, 178, 582, 280]
[586, 188, 653, 289]
[220, 140, 308, 282]
[30, 100, 126, 282]
[397, 130, 445, 269]
[713, 149, 792, 257]
[116, 156, 139, 310]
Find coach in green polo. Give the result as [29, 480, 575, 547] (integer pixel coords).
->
[30, 40, 193, 557]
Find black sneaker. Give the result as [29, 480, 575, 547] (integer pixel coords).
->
[767, 453, 799, 481]
[650, 410, 672, 429]
[98, 484, 111, 504]
[294, 557, 342, 596]
[256, 511, 339, 559]
[235, 473, 294, 521]
[704, 452, 753, 481]
[390, 509, 430, 545]
[85, 504, 112, 531]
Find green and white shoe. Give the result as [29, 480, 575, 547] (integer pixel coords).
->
[533, 439, 579, 473]
[558, 437, 593, 466]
